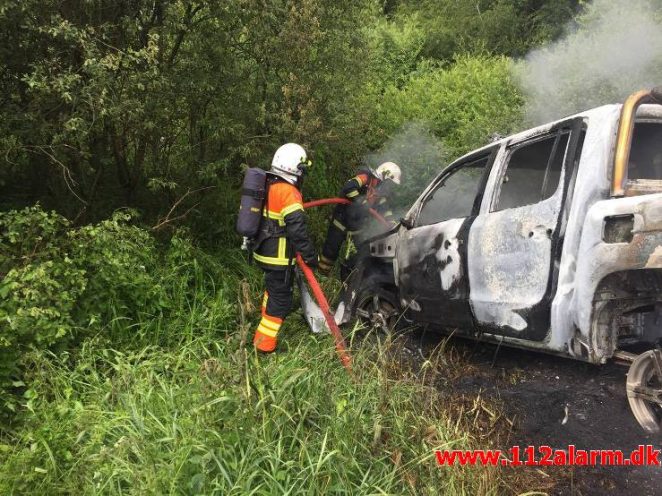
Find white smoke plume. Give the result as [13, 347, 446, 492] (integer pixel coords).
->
[517, 0, 662, 125]
[364, 121, 446, 208]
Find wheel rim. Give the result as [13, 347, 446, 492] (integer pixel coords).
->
[627, 349, 662, 433]
[356, 293, 398, 333]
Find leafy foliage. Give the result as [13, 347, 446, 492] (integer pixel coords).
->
[377, 55, 524, 157]
[396, 0, 581, 60]
[0, 208, 505, 494]
[0, 206, 231, 413]
[0, 0, 378, 226]
[0, 0, 576, 230]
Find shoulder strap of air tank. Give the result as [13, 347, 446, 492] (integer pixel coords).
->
[249, 174, 270, 265]
[284, 180, 297, 285]
[263, 175, 270, 219]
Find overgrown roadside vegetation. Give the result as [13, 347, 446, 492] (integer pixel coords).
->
[0, 0, 576, 223]
[0, 331, 504, 494]
[0, 207, 508, 494]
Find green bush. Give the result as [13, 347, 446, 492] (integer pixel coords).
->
[0, 205, 238, 415]
[0, 207, 82, 412]
[376, 54, 524, 158]
[68, 212, 161, 327]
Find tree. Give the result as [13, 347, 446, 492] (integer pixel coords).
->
[396, 0, 581, 61]
[0, 0, 378, 229]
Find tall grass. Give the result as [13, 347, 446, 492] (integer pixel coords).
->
[0, 221, 503, 494]
[1, 337, 501, 494]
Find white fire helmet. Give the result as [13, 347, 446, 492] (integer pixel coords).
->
[375, 162, 401, 185]
[270, 143, 309, 184]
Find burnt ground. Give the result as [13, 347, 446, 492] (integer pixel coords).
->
[399, 329, 662, 495]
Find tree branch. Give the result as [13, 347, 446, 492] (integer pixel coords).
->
[151, 185, 215, 231]
[167, 3, 204, 66]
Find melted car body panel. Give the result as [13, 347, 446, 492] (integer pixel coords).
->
[468, 117, 585, 340]
[468, 196, 560, 336]
[358, 103, 662, 364]
[396, 218, 475, 327]
[397, 219, 465, 299]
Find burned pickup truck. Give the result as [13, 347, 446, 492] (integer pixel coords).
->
[331, 88, 662, 433]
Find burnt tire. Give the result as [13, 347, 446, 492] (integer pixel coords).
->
[354, 282, 400, 334]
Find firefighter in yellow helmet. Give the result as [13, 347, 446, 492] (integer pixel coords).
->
[318, 162, 401, 275]
[252, 143, 318, 353]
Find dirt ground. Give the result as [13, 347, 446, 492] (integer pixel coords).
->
[401, 329, 662, 495]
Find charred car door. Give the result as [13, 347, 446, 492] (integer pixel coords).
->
[396, 149, 497, 330]
[468, 119, 585, 341]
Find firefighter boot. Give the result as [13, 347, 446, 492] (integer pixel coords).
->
[253, 313, 282, 353]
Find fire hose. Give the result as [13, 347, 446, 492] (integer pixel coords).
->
[302, 197, 390, 227]
[295, 198, 391, 373]
[296, 254, 352, 372]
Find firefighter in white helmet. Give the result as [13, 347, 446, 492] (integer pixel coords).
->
[252, 143, 318, 352]
[319, 161, 402, 275]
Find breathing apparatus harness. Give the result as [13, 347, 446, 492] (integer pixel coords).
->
[237, 159, 313, 274]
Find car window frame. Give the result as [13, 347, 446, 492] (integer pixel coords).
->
[489, 126, 574, 213]
[412, 146, 498, 227]
[626, 118, 662, 185]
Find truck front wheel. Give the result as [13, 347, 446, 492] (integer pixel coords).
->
[355, 283, 400, 334]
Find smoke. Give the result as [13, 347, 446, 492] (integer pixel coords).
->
[516, 0, 662, 125]
[364, 121, 446, 209]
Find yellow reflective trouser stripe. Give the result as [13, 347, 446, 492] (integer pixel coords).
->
[333, 219, 346, 232]
[257, 324, 278, 337]
[263, 313, 282, 324]
[346, 190, 359, 198]
[281, 202, 304, 217]
[262, 293, 268, 306]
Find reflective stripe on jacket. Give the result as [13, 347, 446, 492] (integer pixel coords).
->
[254, 178, 317, 269]
[339, 168, 395, 222]
[340, 170, 378, 202]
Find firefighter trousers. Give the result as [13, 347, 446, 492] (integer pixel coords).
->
[320, 203, 365, 268]
[253, 268, 294, 352]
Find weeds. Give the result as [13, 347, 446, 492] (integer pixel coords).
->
[1, 330, 506, 495]
[0, 208, 507, 494]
